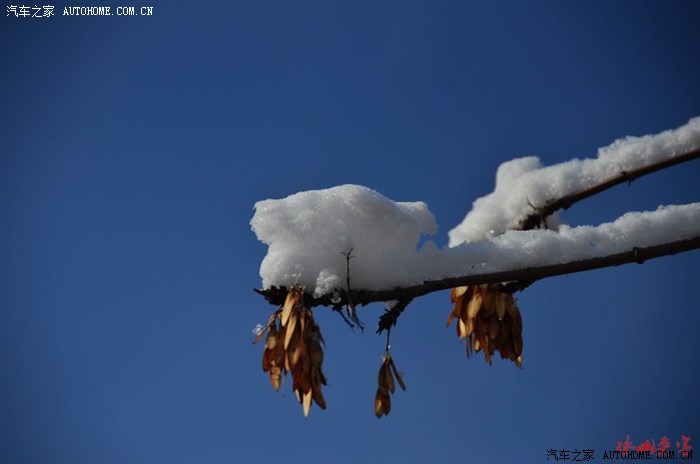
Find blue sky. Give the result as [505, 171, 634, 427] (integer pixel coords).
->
[2, 2, 699, 463]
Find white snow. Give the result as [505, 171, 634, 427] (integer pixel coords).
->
[448, 117, 700, 246]
[440, 203, 700, 278]
[251, 118, 700, 295]
[251, 185, 437, 296]
[252, 191, 700, 294]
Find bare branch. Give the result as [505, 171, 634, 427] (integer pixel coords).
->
[341, 248, 364, 330]
[255, 235, 700, 308]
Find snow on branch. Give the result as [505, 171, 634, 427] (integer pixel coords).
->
[449, 117, 700, 243]
[250, 117, 700, 418]
[251, 117, 700, 305]
[256, 207, 700, 308]
[516, 147, 700, 231]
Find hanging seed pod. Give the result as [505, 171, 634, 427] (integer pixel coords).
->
[447, 284, 524, 368]
[255, 286, 329, 417]
[373, 354, 406, 418]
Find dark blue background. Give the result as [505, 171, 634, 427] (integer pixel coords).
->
[2, 2, 699, 462]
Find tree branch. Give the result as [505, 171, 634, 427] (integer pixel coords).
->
[518, 148, 700, 230]
[253, 145, 700, 323]
[376, 299, 412, 334]
[255, 235, 700, 308]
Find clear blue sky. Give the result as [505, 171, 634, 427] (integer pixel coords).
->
[2, 2, 699, 463]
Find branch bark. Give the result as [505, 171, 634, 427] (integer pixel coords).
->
[256, 235, 700, 308]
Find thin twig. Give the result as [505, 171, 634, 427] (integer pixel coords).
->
[333, 305, 357, 329]
[340, 248, 364, 330]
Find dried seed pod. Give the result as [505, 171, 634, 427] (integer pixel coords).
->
[507, 299, 519, 319]
[467, 291, 483, 319]
[384, 361, 395, 394]
[302, 390, 312, 418]
[452, 286, 469, 300]
[512, 325, 523, 357]
[281, 289, 298, 327]
[262, 347, 273, 372]
[374, 354, 405, 418]
[381, 391, 391, 415]
[488, 316, 500, 340]
[284, 310, 298, 350]
[449, 287, 471, 328]
[464, 317, 474, 337]
[377, 362, 389, 394]
[264, 325, 278, 350]
[269, 365, 282, 391]
[458, 318, 467, 339]
[308, 340, 323, 366]
[374, 391, 387, 418]
[448, 285, 524, 368]
[257, 288, 329, 417]
[495, 294, 507, 321]
[313, 387, 326, 410]
[373, 388, 391, 418]
[252, 311, 279, 345]
[388, 358, 406, 391]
